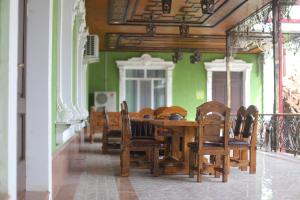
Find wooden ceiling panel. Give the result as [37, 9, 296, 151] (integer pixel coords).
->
[86, 0, 272, 52]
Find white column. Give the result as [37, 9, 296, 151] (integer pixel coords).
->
[58, 0, 76, 122]
[81, 63, 89, 118]
[119, 68, 126, 107]
[56, 0, 73, 123]
[263, 51, 275, 113]
[1, 0, 19, 198]
[244, 68, 251, 107]
[206, 71, 213, 101]
[69, 14, 81, 121]
[26, 0, 52, 194]
[166, 68, 173, 106]
[76, 23, 87, 119]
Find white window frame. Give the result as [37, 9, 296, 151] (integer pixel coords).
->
[117, 54, 175, 110]
[204, 58, 252, 107]
[125, 71, 166, 111]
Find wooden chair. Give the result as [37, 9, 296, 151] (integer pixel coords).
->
[229, 105, 258, 174]
[138, 107, 154, 119]
[120, 101, 161, 177]
[89, 106, 102, 143]
[89, 107, 122, 144]
[155, 106, 187, 120]
[230, 106, 247, 160]
[188, 101, 231, 182]
[102, 107, 122, 154]
[153, 106, 168, 118]
[153, 106, 187, 160]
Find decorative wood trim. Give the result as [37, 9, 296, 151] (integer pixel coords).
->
[204, 58, 252, 107]
[108, 0, 248, 28]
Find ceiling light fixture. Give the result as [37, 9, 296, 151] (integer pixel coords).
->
[201, 0, 215, 14]
[172, 49, 183, 63]
[190, 49, 201, 64]
[146, 13, 156, 36]
[179, 23, 189, 37]
[162, 0, 172, 14]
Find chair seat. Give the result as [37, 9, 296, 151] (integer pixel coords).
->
[107, 130, 121, 138]
[157, 130, 173, 137]
[130, 139, 162, 147]
[228, 138, 248, 146]
[188, 142, 224, 152]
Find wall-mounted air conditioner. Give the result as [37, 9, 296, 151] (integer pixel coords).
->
[94, 91, 116, 112]
[84, 34, 99, 63]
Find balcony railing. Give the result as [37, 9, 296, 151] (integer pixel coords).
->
[256, 114, 300, 156]
[230, 113, 300, 156]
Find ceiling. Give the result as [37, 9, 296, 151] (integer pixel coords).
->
[86, 0, 272, 53]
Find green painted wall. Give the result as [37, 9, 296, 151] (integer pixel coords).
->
[51, 0, 59, 152]
[0, 0, 9, 194]
[88, 52, 263, 120]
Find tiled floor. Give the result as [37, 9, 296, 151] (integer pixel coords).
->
[55, 142, 300, 200]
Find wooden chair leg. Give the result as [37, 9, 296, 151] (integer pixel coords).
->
[240, 149, 248, 171]
[164, 136, 171, 158]
[153, 147, 160, 177]
[89, 126, 94, 143]
[197, 155, 203, 182]
[249, 147, 256, 174]
[215, 155, 221, 178]
[222, 155, 229, 182]
[189, 149, 195, 178]
[102, 132, 108, 154]
[121, 148, 130, 177]
[233, 147, 239, 159]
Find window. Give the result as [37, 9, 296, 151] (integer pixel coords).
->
[117, 54, 175, 112]
[125, 69, 166, 112]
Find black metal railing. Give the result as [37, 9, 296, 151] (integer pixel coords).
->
[231, 113, 300, 156]
[256, 114, 300, 156]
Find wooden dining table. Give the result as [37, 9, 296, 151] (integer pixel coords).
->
[129, 118, 199, 175]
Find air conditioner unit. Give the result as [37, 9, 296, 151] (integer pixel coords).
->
[84, 35, 99, 63]
[94, 91, 116, 112]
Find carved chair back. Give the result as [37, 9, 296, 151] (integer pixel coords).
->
[153, 106, 168, 118]
[121, 101, 131, 145]
[196, 101, 231, 148]
[102, 107, 110, 132]
[154, 106, 187, 120]
[233, 106, 247, 137]
[121, 102, 155, 140]
[139, 107, 154, 119]
[242, 105, 259, 142]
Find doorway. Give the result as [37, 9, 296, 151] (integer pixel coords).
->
[17, 0, 27, 198]
[204, 58, 253, 113]
[212, 72, 243, 113]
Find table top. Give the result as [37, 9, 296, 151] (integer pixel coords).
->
[131, 118, 198, 127]
[150, 119, 198, 127]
